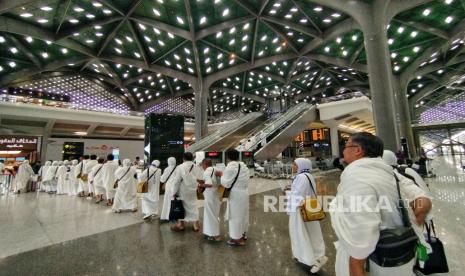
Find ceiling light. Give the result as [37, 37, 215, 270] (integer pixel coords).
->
[200, 16, 207, 25]
[222, 8, 230, 17]
[243, 23, 250, 30]
[445, 16, 453, 24]
[40, 6, 53, 11]
[410, 31, 418, 38]
[397, 26, 404, 33]
[75, 132, 87, 136]
[391, 52, 397, 58]
[20, 13, 33, 17]
[314, 6, 323, 12]
[413, 46, 420, 53]
[422, 9, 431, 16]
[37, 19, 48, 24]
[153, 8, 161, 16]
[176, 16, 184, 24]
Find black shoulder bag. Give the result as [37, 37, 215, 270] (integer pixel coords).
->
[414, 220, 449, 274]
[369, 173, 418, 267]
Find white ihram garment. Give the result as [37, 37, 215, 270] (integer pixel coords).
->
[56, 165, 68, 194]
[101, 161, 119, 199]
[16, 162, 33, 192]
[139, 165, 161, 216]
[84, 160, 98, 194]
[221, 161, 249, 240]
[202, 166, 222, 237]
[68, 164, 78, 196]
[113, 166, 137, 211]
[171, 161, 204, 222]
[330, 157, 426, 276]
[160, 160, 177, 220]
[90, 164, 105, 195]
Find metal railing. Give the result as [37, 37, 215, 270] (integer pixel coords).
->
[239, 102, 312, 151]
[187, 112, 263, 152]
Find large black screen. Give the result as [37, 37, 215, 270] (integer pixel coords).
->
[144, 114, 184, 169]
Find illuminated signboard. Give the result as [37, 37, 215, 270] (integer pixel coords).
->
[311, 129, 330, 142]
[243, 152, 253, 157]
[0, 136, 38, 151]
[207, 152, 220, 157]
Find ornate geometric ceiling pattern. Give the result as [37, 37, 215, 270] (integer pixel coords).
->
[0, 0, 464, 117]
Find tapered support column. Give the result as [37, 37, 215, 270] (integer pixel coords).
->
[194, 82, 208, 142]
[360, 16, 400, 151]
[393, 77, 416, 159]
[327, 121, 340, 158]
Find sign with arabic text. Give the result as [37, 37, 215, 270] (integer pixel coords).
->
[0, 136, 38, 151]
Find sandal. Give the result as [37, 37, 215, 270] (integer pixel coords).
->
[227, 239, 245, 246]
[207, 236, 222, 242]
[170, 224, 185, 232]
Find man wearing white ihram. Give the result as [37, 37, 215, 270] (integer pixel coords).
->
[38, 161, 51, 192]
[90, 158, 105, 204]
[200, 159, 222, 241]
[68, 160, 79, 196]
[45, 161, 59, 193]
[101, 154, 119, 206]
[220, 149, 249, 246]
[56, 160, 69, 195]
[113, 159, 137, 213]
[84, 155, 98, 198]
[330, 132, 432, 276]
[287, 158, 328, 273]
[139, 160, 161, 220]
[160, 157, 177, 222]
[170, 152, 204, 232]
[15, 160, 33, 194]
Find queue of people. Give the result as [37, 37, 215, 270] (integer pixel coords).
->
[2, 132, 436, 274]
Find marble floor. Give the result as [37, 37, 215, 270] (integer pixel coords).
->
[0, 158, 463, 275]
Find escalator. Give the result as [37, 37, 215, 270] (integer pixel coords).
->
[207, 114, 267, 151]
[186, 112, 264, 153]
[254, 105, 317, 161]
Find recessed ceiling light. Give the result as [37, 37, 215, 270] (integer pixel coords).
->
[20, 13, 33, 18]
[222, 8, 230, 17]
[422, 9, 431, 16]
[445, 16, 454, 24]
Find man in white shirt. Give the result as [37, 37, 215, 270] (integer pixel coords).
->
[330, 132, 432, 276]
[171, 152, 204, 232]
[101, 154, 119, 206]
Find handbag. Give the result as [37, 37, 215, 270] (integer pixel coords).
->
[414, 221, 449, 274]
[113, 167, 130, 189]
[369, 173, 419, 267]
[169, 196, 185, 220]
[218, 163, 241, 199]
[299, 174, 325, 222]
[137, 168, 157, 193]
[197, 168, 215, 200]
[76, 162, 83, 179]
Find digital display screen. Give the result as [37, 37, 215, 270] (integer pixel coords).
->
[243, 152, 253, 157]
[207, 152, 220, 157]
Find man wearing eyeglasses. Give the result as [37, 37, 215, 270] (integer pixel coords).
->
[330, 132, 431, 276]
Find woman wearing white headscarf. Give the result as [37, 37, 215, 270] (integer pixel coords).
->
[287, 158, 327, 274]
[56, 160, 69, 195]
[68, 160, 79, 196]
[160, 157, 177, 221]
[139, 160, 162, 220]
[15, 160, 33, 193]
[44, 161, 59, 194]
[113, 159, 137, 213]
[38, 161, 51, 192]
